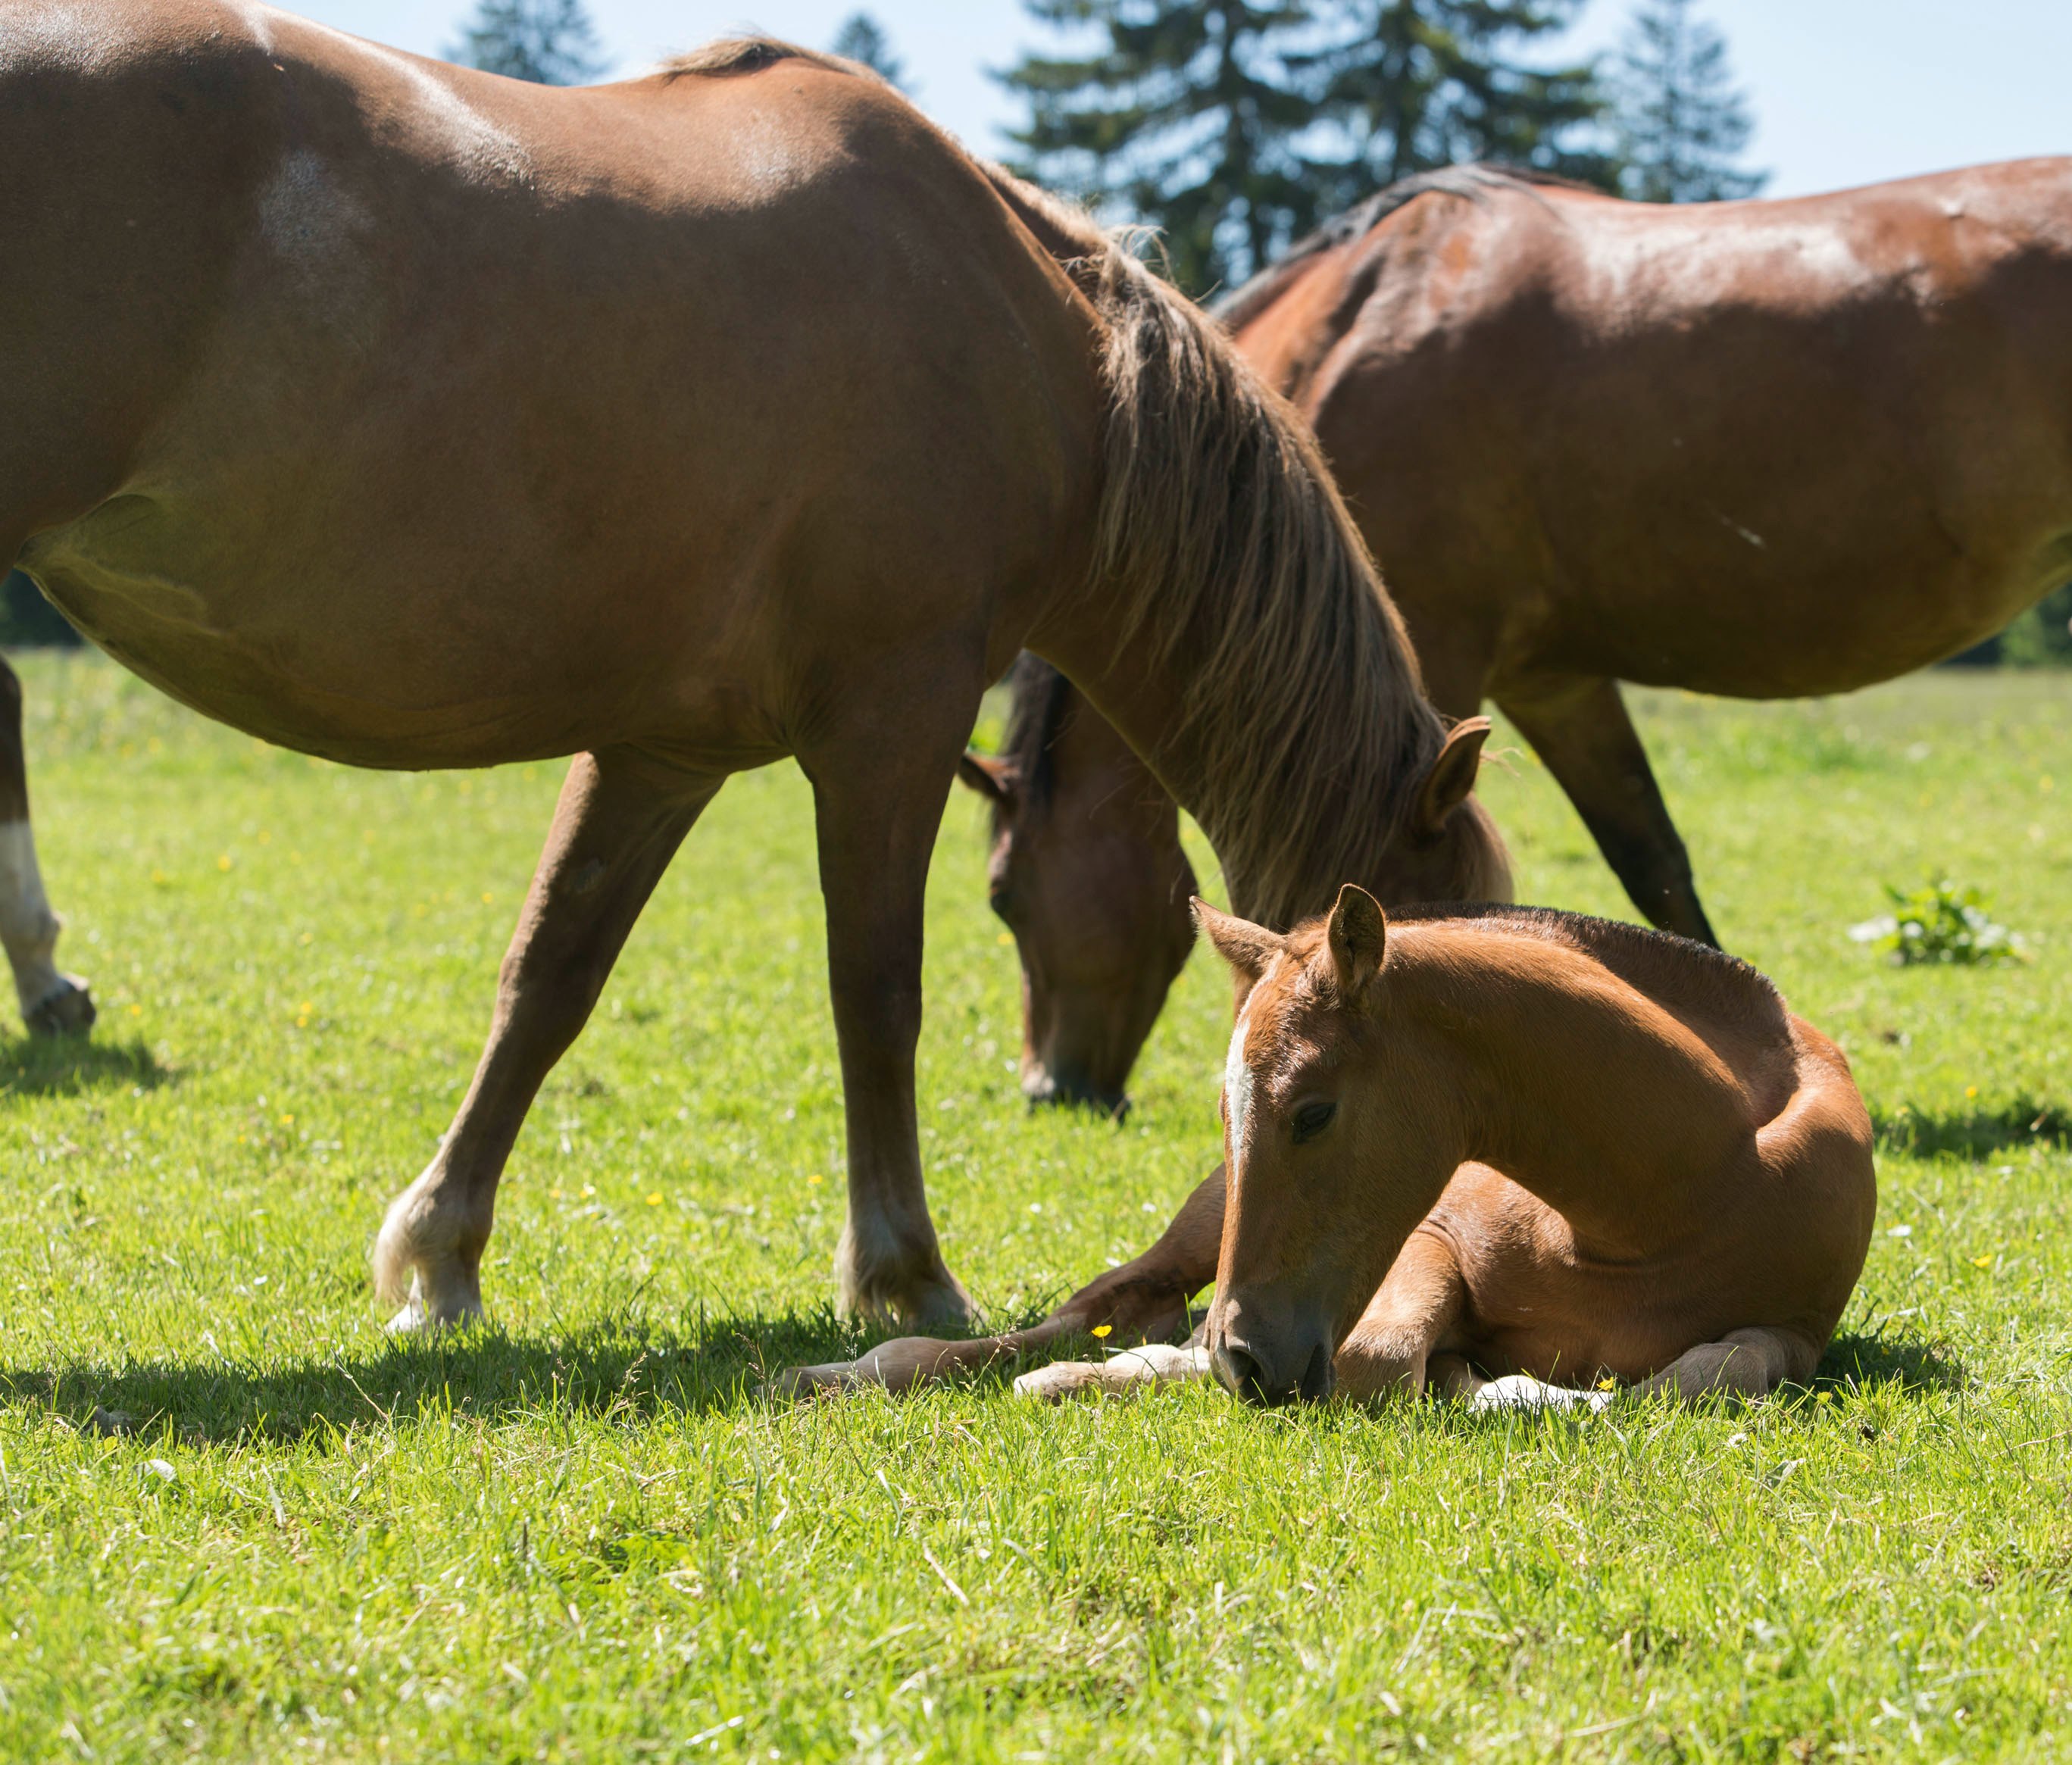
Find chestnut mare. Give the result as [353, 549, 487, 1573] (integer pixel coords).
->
[0, 659, 92, 1035]
[971, 159, 2072, 1110]
[2, 8, 1503, 1331]
[790, 892, 1875, 1409]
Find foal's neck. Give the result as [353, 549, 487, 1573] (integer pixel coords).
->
[1391, 925, 1777, 1245]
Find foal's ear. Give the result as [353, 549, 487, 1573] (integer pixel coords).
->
[1192, 898, 1285, 988]
[956, 751, 1019, 808]
[1413, 717, 1492, 836]
[1327, 883, 1388, 998]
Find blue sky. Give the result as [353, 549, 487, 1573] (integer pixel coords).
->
[293, 1, 2072, 200]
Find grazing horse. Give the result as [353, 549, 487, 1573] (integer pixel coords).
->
[972, 158, 2072, 1108]
[1, 8, 1503, 1331]
[0, 658, 92, 1035]
[791, 892, 1875, 1408]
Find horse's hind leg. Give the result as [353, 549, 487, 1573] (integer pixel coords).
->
[1632, 1326, 1819, 1404]
[1497, 675, 1718, 946]
[374, 749, 717, 1331]
[0, 657, 92, 1035]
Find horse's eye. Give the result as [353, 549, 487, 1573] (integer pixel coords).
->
[1292, 1099, 1336, 1145]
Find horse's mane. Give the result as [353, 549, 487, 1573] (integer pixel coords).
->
[1212, 164, 1594, 332]
[661, 37, 870, 83]
[980, 164, 1467, 928]
[1385, 901, 1786, 1023]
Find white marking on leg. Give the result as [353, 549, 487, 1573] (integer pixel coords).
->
[0, 820, 66, 1017]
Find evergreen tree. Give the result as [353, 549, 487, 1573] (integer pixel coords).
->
[448, 0, 605, 86]
[998, 1, 1345, 298]
[1322, 1, 1616, 195]
[1614, 0, 1764, 202]
[830, 12, 908, 90]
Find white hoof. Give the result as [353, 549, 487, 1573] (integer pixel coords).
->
[1014, 1343, 1211, 1402]
[1469, 1373, 1613, 1416]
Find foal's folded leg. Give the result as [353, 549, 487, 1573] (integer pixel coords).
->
[1630, 1326, 1819, 1404]
[777, 1167, 1225, 1395]
[1331, 1225, 1469, 1402]
[374, 751, 717, 1332]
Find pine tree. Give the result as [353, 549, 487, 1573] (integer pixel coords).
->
[1614, 0, 1764, 202]
[830, 12, 908, 90]
[1322, 1, 1616, 195]
[998, 1, 1345, 298]
[449, 0, 605, 86]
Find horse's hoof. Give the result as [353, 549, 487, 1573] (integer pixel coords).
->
[836, 1255, 975, 1332]
[381, 1273, 481, 1336]
[24, 975, 94, 1037]
[767, 1359, 861, 1399]
[1014, 1360, 1105, 1401]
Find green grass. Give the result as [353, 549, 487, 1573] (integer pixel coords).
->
[2, 654, 2070, 1761]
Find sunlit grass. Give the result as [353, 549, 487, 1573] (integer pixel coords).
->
[1, 654, 2068, 1760]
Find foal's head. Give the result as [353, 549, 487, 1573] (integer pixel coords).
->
[1197, 885, 1455, 1405]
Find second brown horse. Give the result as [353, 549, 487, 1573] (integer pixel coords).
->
[976, 161, 2072, 1108]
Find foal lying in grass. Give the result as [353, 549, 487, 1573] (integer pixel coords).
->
[788, 891, 1876, 1409]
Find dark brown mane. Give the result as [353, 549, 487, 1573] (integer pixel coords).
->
[992, 653, 1073, 839]
[661, 38, 864, 82]
[1212, 164, 1596, 332]
[979, 164, 1464, 928]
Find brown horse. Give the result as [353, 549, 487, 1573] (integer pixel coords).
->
[973, 158, 2072, 1107]
[0, 658, 92, 1036]
[2, 8, 1502, 1331]
[788, 891, 1875, 1409]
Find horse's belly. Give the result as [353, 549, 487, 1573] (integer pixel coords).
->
[23, 520, 648, 768]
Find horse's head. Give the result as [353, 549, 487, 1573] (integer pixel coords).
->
[958, 741, 1196, 1118]
[1365, 716, 1511, 911]
[1195, 885, 1454, 1405]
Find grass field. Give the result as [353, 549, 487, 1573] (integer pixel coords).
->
[1, 651, 2069, 1762]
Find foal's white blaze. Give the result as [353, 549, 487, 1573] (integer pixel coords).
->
[0, 820, 64, 1016]
[1223, 1010, 1254, 1163]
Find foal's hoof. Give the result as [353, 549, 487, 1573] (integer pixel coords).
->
[1468, 1375, 1613, 1417]
[24, 975, 95, 1037]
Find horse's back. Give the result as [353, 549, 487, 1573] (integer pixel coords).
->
[1269, 164, 2072, 695]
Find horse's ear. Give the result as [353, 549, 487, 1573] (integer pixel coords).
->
[1413, 717, 1492, 836]
[957, 750, 1018, 808]
[1327, 882, 1388, 998]
[1192, 898, 1284, 988]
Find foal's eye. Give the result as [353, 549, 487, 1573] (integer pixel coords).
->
[1291, 1100, 1337, 1145]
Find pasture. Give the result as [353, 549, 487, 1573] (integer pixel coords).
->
[2, 651, 2069, 1761]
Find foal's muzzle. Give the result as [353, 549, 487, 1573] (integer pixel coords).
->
[1211, 1332, 1335, 1406]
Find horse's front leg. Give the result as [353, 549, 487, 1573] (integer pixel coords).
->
[374, 749, 717, 1331]
[0, 656, 92, 1035]
[801, 670, 989, 1330]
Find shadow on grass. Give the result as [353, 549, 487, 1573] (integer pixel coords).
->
[1816, 1329, 1967, 1396]
[0, 1305, 913, 1445]
[0, 1035, 171, 1100]
[1872, 1097, 2068, 1161]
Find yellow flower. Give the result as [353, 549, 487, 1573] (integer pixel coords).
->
[1965, 1086, 1978, 1099]
[127, 1004, 142, 1017]
[645, 1192, 663, 1207]
[1814, 1390, 1832, 1405]
[481, 892, 495, 905]
[996, 931, 1015, 947]
[549, 1187, 563, 1200]
[217, 854, 233, 870]
[807, 1173, 824, 1187]
[280, 1114, 294, 1126]
[1090, 1324, 1112, 1339]
[1596, 1377, 1616, 1392]
[1971, 1253, 1994, 1269]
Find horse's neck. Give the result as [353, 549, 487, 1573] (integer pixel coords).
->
[1392, 929, 1766, 1242]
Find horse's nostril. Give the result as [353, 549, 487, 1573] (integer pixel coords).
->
[1212, 1340, 1269, 1403]
[1299, 1339, 1334, 1403]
